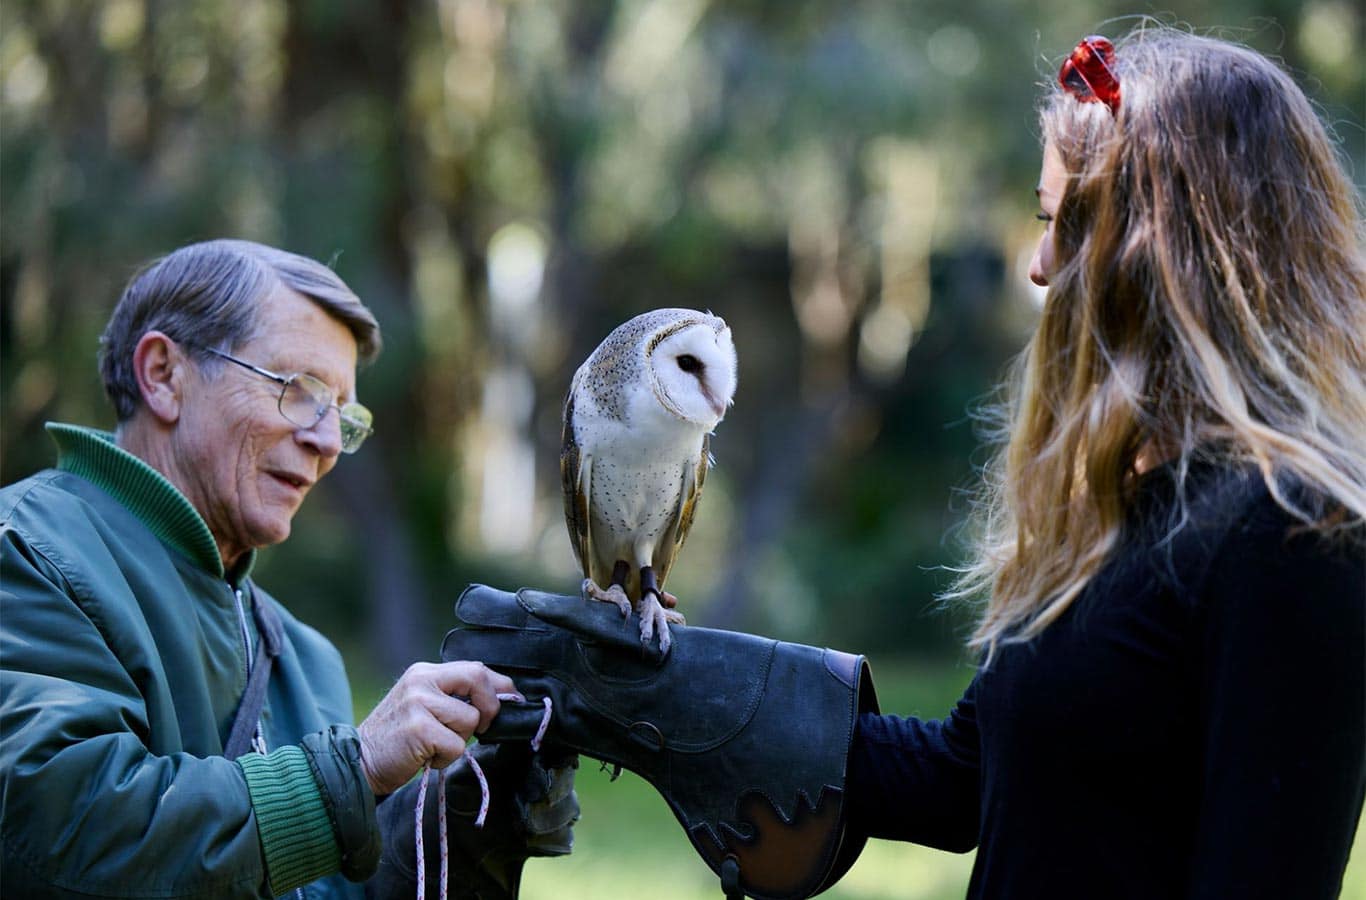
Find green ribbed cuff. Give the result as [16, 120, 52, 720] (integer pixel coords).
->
[238, 746, 342, 895]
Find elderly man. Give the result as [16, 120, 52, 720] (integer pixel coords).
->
[0, 239, 572, 898]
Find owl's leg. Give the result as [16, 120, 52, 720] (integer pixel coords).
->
[583, 560, 632, 618]
[637, 566, 685, 653]
[639, 567, 685, 623]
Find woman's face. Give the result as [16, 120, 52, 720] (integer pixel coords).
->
[1029, 141, 1068, 287]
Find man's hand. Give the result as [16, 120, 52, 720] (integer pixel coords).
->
[358, 661, 517, 796]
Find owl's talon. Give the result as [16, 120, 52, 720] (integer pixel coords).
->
[584, 578, 632, 618]
[637, 590, 674, 654]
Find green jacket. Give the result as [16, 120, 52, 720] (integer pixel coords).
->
[1, 424, 378, 898]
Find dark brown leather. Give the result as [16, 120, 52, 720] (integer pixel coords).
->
[441, 585, 879, 900]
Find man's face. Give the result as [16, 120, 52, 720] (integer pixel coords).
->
[174, 285, 359, 567]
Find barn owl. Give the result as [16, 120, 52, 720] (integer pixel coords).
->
[561, 308, 737, 652]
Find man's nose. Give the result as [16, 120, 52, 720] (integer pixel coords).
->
[298, 407, 344, 458]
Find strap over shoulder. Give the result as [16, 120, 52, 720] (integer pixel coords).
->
[223, 596, 284, 760]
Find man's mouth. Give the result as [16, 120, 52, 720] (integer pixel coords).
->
[270, 472, 313, 491]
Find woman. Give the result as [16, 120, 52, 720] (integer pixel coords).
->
[846, 26, 1365, 899]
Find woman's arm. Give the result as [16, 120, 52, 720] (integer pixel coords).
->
[844, 679, 982, 852]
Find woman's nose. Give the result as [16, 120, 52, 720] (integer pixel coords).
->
[1028, 238, 1051, 287]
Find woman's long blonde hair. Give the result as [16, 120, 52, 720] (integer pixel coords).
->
[960, 26, 1366, 661]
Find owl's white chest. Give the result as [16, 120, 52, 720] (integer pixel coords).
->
[574, 393, 705, 561]
[588, 451, 687, 538]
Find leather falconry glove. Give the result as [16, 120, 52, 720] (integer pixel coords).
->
[366, 740, 579, 900]
[441, 584, 879, 900]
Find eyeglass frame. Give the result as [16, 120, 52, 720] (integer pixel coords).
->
[198, 346, 374, 454]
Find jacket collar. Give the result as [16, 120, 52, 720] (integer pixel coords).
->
[47, 422, 256, 582]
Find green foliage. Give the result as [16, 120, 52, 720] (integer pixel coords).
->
[2, 0, 1362, 671]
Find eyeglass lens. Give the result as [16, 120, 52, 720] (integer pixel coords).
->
[278, 375, 372, 453]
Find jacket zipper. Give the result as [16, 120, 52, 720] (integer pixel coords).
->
[232, 587, 268, 756]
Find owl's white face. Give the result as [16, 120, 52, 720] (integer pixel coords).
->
[648, 320, 737, 428]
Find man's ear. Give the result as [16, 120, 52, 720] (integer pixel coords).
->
[131, 331, 187, 424]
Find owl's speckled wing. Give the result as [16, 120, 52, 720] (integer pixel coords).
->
[652, 433, 710, 587]
[560, 382, 593, 579]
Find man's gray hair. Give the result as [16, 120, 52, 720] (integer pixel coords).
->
[99, 239, 382, 421]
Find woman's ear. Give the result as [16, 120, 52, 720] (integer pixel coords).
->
[131, 331, 185, 424]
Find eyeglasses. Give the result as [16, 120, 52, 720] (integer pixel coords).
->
[202, 347, 374, 454]
[1059, 35, 1121, 115]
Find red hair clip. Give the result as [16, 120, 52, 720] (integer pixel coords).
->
[1059, 35, 1121, 115]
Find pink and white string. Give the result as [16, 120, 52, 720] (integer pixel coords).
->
[414, 694, 553, 900]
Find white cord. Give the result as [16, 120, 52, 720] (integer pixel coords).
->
[414, 695, 553, 899]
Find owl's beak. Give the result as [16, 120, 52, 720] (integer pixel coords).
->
[704, 390, 728, 422]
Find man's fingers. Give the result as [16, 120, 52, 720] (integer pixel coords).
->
[355, 660, 518, 794]
[428, 660, 517, 733]
[427, 690, 482, 739]
[423, 725, 469, 772]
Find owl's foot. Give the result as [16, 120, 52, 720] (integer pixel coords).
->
[637, 590, 684, 653]
[583, 578, 632, 618]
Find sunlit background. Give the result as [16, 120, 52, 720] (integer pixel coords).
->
[2, 1, 1362, 896]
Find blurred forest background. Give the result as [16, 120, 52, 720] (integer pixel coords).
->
[6, 0, 1362, 671]
[2, 1, 1363, 896]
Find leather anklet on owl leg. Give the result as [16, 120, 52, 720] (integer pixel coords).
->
[639, 565, 658, 599]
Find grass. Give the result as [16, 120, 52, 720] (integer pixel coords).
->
[515, 655, 1366, 899]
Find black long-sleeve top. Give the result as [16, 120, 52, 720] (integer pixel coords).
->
[847, 462, 1365, 899]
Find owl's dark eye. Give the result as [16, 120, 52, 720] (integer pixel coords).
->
[676, 354, 703, 374]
